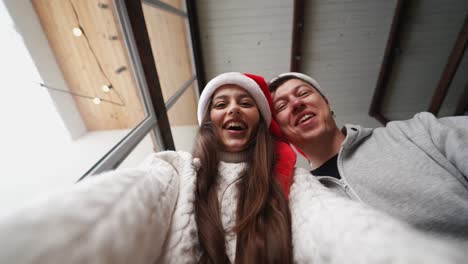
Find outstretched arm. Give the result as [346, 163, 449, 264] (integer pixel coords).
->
[290, 168, 467, 264]
[0, 155, 180, 264]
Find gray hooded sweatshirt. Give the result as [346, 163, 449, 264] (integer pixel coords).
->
[316, 112, 468, 240]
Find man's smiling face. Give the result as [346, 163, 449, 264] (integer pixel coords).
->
[271, 78, 336, 146]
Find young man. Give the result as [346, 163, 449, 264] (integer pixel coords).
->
[269, 72, 468, 240]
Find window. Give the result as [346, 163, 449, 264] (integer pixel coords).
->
[141, 0, 200, 151]
[0, 0, 202, 213]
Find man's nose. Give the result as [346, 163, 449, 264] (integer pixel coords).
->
[291, 98, 305, 114]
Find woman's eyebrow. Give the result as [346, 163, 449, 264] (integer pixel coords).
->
[237, 94, 253, 100]
[213, 95, 228, 100]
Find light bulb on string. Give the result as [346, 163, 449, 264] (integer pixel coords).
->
[101, 84, 112, 93]
[93, 97, 102, 105]
[72, 27, 83, 37]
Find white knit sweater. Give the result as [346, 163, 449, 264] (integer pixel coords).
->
[0, 151, 466, 264]
[154, 151, 467, 264]
[157, 151, 247, 263]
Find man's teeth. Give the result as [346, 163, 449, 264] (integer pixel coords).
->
[299, 114, 315, 124]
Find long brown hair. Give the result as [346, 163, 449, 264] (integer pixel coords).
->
[193, 105, 293, 264]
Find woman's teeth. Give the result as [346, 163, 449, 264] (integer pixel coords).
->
[226, 122, 245, 130]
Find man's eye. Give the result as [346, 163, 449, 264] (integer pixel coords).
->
[276, 103, 286, 112]
[298, 91, 310, 97]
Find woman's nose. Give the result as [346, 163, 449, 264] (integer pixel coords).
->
[228, 104, 240, 115]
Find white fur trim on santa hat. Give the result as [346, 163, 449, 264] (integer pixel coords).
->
[197, 72, 271, 126]
[270, 72, 325, 98]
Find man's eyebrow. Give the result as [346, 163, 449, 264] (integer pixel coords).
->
[272, 85, 302, 104]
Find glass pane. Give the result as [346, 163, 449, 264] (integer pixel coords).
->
[142, 2, 195, 100]
[168, 85, 199, 152]
[142, 2, 198, 151]
[118, 130, 158, 169]
[0, 0, 149, 213]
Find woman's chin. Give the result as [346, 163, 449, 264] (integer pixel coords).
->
[222, 143, 249, 153]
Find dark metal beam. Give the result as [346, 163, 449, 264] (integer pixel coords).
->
[124, 0, 175, 150]
[290, 0, 305, 72]
[369, 0, 407, 125]
[186, 0, 207, 94]
[428, 15, 468, 115]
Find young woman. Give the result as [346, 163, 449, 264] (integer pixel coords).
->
[155, 72, 295, 263]
[0, 73, 465, 264]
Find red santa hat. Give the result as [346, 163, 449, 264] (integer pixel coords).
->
[197, 72, 272, 126]
[198, 72, 296, 197]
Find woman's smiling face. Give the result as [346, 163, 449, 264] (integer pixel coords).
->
[210, 85, 260, 152]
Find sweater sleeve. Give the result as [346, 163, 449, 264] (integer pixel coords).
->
[290, 168, 467, 264]
[0, 153, 180, 264]
[414, 112, 468, 182]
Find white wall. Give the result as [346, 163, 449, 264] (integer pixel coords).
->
[301, 0, 394, 128]
[382, 0, 468, 120]
[3, 0, 86, 139]
[197, 0, 293, 80]
[0, 0, 132, 215]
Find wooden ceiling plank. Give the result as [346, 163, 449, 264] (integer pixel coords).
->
[32, 0, 145, 131]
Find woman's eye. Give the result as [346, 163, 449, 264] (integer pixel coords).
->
[240, 101, 253, 107]
[213, 102, 226, 108]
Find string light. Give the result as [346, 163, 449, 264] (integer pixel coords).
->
[101, 84, 112, 92]
[72, 27, 83, 37]
[37, 82, 123, 106]
[68, 0, 126, 106]
[93, 97, 102, 105]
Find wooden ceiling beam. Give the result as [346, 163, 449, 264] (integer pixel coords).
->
[369, 0, 408, 125]
[290, 0, 305, 72]
[428, 15, 468, 115]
